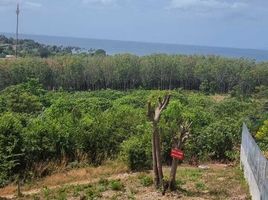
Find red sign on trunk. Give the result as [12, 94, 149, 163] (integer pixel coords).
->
[171, 149, 184, 160]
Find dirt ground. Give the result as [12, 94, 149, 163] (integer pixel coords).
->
[0, 162, 250, 200]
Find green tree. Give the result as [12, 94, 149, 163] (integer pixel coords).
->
[0, 112, 24, 186]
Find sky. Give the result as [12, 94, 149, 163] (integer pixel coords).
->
[0, 0, 268, 50]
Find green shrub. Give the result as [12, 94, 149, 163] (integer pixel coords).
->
[120, 132, 152, 171]
[42, 187, 52, 200]
[56, 187, 67, 200]
[202, 118, 240, 160]
[84, 184, 102, 199]
[109, 180, 124, 191]
[0, 79, 45, 114]
[0, 112, 24, 186]
[256, 120, 268, 151]
[98, 178, 109, 187]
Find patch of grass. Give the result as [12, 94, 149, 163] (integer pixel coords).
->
[208, 189, 228, 197]
[56, 188, 67, 200]
[187, 169, 203, 181]
[110, 193, 124, 200]
[72, 185, 82, 197]
[176, 168, 203, 182]
[181, 189, 199, 197]
[42, 187, 52, 200]
[127, 191, 136, 200]
[98, 178, 109, 187]
[84, 184, 102, 199]
[175, 179, 186, 188]
[195, 182, 207, 191]
[138, 174, 153, 187]
[109, 180, 124, 191]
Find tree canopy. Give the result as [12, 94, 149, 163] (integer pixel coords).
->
[0, 54, 267, 96]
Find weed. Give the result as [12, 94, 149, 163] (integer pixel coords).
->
[127, 191, 136, 200]
[209, 188, 228, 197]
[138, 175, 153, 187]
[189, 170, 202, 181]
[110, 180, 124, 191]
[128, 194, 135, 200]
[42, 187, 51, 200]
[96, 184, 107, 193]
[56, 190, 67, 200]
[195, 182, 207, 191]
[110, 193, 123, 200]
[175, 179, 186, 188]
[98, 178, 109, 187]
[84, 184, 102, 199]
[72, 185, 82, 197]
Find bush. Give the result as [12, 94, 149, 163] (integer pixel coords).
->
[202, 118, 240, 160]
[256, 120, 268, 151]
[109, 180, 124, 191]
[0, 79, 45, 114]
[0, 112, 24, 186]
[84, 184, 102, 199]
[120, 132, 152, 171]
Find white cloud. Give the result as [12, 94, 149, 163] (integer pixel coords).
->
[168, 0, 247, 12]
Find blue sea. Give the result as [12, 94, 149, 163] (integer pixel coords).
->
[3, 33, 268, 61]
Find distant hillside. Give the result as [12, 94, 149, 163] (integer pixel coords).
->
[0, 35, 106, 58]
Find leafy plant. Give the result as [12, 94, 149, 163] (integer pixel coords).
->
[120, 132, 152, 171]
[109, 180, 124, 191]
[256, 120, 268, 151]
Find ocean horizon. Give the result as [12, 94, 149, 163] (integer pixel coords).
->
[2, 32, 268, 61]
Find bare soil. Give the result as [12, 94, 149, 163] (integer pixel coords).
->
[0, 162, 250, 200]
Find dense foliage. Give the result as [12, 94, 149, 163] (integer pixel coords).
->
[0, 79, 266, 186]
[0, 54, 267, 95]
[256, 120, 268, 151]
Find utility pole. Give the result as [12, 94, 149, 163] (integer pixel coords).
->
[15, 3, 20, 58]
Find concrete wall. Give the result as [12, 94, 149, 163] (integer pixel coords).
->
[240, 124, 268, 200]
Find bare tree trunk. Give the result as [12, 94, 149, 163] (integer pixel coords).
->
[168, 139, 180, 191]
[168, 122, 191, 191]
[169, 158, 179, 190]
[152, 129, 159, 186]
[147, 94, 171, 189]
[154, 124, 163, 186]
[17, 177, 22, 197]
